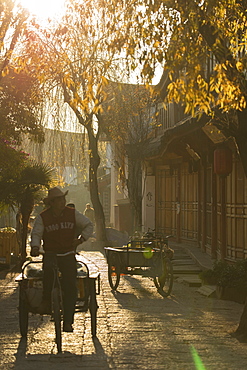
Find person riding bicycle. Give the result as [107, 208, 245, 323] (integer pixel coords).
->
[30, 187, 93, 333]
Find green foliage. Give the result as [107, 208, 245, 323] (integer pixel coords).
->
[200, 260, 247, 288]
[0, 139, 28, 209]
[0, 70, 45, 143]
[0, 139, 55, 210]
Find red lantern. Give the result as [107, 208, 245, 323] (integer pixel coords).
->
[214, 147, 232, 176]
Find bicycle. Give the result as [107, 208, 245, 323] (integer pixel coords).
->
[16, 253, 100, 353]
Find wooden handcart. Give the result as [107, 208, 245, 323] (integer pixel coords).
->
[104, 236, 173, 297]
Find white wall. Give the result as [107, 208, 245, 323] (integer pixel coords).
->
[142, 175, 155, 232]
[109, 142, 129, 227]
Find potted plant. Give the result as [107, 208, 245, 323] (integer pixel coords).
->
[200, 260, 247, 304]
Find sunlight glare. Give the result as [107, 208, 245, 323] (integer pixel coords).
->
[19, 0, 65, 20]
[190, 345, 206, 370]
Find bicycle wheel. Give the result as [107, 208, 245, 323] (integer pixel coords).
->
[52, 287, 62, 353]
[19, 282, 29, 337]
[108, 252, 120, 290]
[154, 258, 173, 297]
[89, 279, 98, 337]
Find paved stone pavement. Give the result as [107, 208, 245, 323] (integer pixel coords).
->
[0, 247, 247, 369]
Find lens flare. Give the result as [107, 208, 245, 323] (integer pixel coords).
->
[143, 247, 154, 259]
[190, 345, 206, 370]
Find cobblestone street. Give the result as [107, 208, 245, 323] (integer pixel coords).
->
[0, 248, 247, 369]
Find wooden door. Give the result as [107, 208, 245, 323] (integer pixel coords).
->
[156, 166, 177, 237]
[180, 164, 198, 242]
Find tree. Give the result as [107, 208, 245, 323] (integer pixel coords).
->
[0, 68, 45, 143]
[21, 0, 132, 241]
[103, 0, 247, 172]
[17, 162, 55, 264]
[102, 81, 157, 231]
[0, 1, 27, 81]
[0, 2, 52, 264]
[0, 142, 55, 264]
[0, 1, 45, 157]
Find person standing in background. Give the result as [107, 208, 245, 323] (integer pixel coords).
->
[84, 203, 95, 225]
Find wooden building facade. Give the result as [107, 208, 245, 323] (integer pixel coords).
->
[145, 104, 247, 263]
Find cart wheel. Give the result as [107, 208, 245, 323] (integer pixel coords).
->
[19, 282, 29, 337]
[154, 258, 173, 297]
[89, 279, 98, 337]
[52, 287, 62, 353]
[108, 252, 120, 290]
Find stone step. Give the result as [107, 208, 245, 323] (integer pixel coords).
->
[173, 252, 191, 260]
[171, 245, 203, 278]
[173, 265, 202, 274]
[172, 259, 196, 266]
[173, 251, 190, 257]
[196, 285, 217, 297]
[176, 275, 202, 287]
[172, 257, 193, 262]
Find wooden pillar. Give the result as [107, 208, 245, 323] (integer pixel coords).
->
[220, 176, 227, 260]
[197, 166, 202, 246]
[213, 147, 232, 260]
[211, 170, 217, 259]
[201, 164, 207, 252]
[176, 165, 181, 243]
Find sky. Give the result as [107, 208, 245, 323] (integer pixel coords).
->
[18, 0, 66, 20]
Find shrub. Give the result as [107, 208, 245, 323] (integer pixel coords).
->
[200, 260, 247, 288]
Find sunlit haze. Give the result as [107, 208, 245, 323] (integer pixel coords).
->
[18, 0, 65, 20]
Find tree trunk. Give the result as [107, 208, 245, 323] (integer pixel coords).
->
[127, 152, 142, 232]
[20, 205, 32, 265]
[20, 192, 34, 266]
[87, 126, 107, 242]
[20, 212, 29, 265]
[64, 95, 107, 242]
